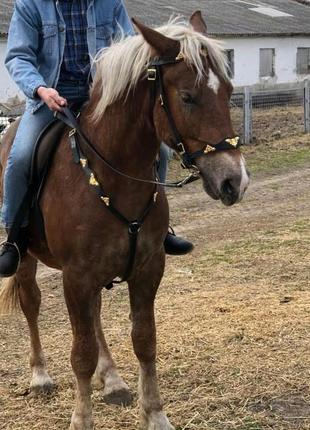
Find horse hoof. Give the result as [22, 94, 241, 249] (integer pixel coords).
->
[69, 421, 93, 430]
[142, 411, 175, 430]
[30, 381, 55, 396]
[104, 388, 133, 406]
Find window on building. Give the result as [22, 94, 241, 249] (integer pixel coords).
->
[297, 48, 310, 74]
[225, 49, 235, 78]
[259, 48, 275, 77]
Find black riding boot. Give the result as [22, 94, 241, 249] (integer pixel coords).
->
[0, 228, 29, 277]
[164, 227, 194, 255]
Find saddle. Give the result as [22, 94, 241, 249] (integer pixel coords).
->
[31, 99, 87, 192]
[31, 119, 67, 200]
[28, 119, 67, 239]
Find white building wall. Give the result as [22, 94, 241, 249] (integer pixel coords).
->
[0, 39, 23, 103]
[223, 36, 310, 88]
[0, 36, 310, 99]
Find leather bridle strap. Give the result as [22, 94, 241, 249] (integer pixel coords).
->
[147, 55, 242, 169]
[148, 58, 194, 168]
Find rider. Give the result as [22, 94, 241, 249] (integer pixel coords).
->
[0, 0, 193, 277]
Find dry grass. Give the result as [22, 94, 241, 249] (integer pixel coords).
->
[0, 137, 309, 429]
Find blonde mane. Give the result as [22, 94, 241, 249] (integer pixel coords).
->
[91, 17, 229, 122]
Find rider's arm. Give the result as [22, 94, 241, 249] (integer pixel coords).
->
[5, 0, 47, 100]
[113, 0, 135, 39]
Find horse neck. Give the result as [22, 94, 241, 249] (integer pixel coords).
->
[83, 81, 159, 179]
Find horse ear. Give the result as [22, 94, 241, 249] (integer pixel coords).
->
[132, 18, 180, 57]
[190, 10, 208, 34]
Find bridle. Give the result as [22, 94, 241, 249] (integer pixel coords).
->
[147, 52, 242, 171]
[54, 52, 242, 287]
[57, 50, 242, 189]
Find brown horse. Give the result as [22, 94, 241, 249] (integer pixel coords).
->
[0, 12, 249, 430]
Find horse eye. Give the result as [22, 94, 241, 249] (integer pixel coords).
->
[180, 92, 196, 105]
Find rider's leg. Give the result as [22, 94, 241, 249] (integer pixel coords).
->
[158, 143, 194, 256]
[157, 143, 171, 184]
[0, 105, 55, 277]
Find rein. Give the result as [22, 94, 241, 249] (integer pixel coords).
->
[57, 107, 200, 189]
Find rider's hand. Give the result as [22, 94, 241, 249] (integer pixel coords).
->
[36, 87, 68, 112]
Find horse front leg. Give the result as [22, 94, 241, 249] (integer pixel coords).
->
[128, 253, 175, 430]
[93, 294, 132, 406]
[63, 269, 99, 430]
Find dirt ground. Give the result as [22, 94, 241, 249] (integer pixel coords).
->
[230, 105, 305, 144]
[0, 136, 309, 430]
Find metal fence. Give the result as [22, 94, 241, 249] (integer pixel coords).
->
[1, 80, 310, 144]
[0, 115, 12, 135]
[231, 80, 310, 144]
[0, 101, 24, 136]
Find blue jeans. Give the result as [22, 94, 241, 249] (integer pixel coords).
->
[2, 81, 89, 228]
[157, 143, 172, 183]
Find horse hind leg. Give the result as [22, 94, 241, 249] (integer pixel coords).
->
[93, 294, 132, 406]
[0, 253, 54, 394]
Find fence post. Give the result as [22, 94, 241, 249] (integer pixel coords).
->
[243, 87, 252, 144]
[304, 80, 310, 134]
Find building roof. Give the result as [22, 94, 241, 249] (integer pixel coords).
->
[1, 0, 310, 38]
[126, 0, 310, 37]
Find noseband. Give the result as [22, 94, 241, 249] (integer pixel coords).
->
[147, 52, 242, 169]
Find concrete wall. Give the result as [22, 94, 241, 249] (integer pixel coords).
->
[0, 39, 23, 103]
[223, 36, 310, 89]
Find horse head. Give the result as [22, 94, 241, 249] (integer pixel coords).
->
[132, 12, 250, 206]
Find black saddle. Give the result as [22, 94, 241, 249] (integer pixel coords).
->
[27, 119, 67, 240]
[31, 99, 87, 189]
[31, 119, 67, 200]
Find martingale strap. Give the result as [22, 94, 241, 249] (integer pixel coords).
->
[57, 108, 158, 288]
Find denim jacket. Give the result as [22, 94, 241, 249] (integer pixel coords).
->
[5, 0, 134, 112]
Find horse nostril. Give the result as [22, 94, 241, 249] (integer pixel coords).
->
[220, 179, 239, 206]
[221, 179, 234, 197]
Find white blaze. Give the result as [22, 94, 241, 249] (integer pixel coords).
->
[239, 155, 250, 200]
[208, 69, 220, 94]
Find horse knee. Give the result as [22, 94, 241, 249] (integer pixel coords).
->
[131, 330, 156, 363]
[71, 334, 99, 379]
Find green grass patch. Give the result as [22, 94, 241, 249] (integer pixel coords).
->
[245, 147, 309, 174]
[290, 218, 310, 233]
[203, 225, 309, 268]
[237, 421, 264, 430]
